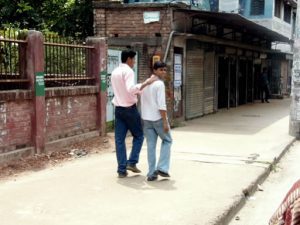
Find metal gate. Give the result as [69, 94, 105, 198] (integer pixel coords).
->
[204, 51, 215, 114]
[186, 40, 204, 119]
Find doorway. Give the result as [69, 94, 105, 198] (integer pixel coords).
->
[218, 56, 229, 109]
[218, 56, 237, 109]
[238, 58, 247, 105]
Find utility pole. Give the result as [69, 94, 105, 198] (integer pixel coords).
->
[290, 1, 300, 138]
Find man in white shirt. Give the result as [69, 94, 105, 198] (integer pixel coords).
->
[111, 50, 156, 178]
[141, 61, 173, 181]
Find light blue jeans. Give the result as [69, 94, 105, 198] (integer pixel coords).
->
[143, 119, 173, 177]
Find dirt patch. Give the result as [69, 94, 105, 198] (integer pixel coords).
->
[0, 135, 114, 180]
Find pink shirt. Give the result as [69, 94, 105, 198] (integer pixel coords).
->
[111, 63, 142, 107]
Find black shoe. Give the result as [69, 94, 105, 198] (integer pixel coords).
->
[266, 100, 270, 103]
[118, 172, 128, 178]
[157, 170, 170, 177]
[147, 176, 158, 181]
[261, 100, 264, 103]
[126, 164, 141, 173]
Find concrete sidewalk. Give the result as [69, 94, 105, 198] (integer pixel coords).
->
[0, 98, 294, 225]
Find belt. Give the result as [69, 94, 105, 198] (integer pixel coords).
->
[116, 104, 136, 109]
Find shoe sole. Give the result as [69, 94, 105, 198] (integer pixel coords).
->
[147, 177, 158, 181]
[126, 167, 141, 173]
[157, 170, 170, 177]
[118, 172, 128, 178]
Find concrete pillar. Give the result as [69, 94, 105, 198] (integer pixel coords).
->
[26, 31, 46, 153]
[86, 37, 107, 136]
[289, 3, 300, 138]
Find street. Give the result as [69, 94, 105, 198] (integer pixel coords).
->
[229, 141, 300, 225]
[0, 1, 299, 225]
[0, 98, 295, 225]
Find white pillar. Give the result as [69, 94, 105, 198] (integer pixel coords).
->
[289, 2, 300, 138]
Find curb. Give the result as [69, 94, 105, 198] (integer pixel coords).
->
[213, 138, 296, 225]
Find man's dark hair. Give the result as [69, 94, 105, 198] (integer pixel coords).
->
[262, 67, 267, 73]
[121, 50, 136, 63]
[153, 61, 167, 70]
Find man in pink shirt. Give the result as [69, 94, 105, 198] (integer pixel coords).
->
[111, 50, 156, 178]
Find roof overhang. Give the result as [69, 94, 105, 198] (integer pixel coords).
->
[92, 1, 292, 44]
[174, 9, 292, 44]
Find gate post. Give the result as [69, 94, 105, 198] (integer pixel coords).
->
[26, 31, 46, 153]
[86, 37, 107, 136]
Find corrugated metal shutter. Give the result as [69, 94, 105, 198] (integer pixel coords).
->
[186, 41, 204, 119]
[204, 51, 215, 114]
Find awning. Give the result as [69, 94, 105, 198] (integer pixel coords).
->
[175, 9, 291, 43]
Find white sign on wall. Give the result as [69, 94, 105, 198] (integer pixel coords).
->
[143, 11, 160, 24]
[219, 0, 239, 13]
[174, 53, 182, 112]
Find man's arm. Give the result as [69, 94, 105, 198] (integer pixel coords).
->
[125, 70, 140, 95]
[125, 72, 158, 94]
[157, 82, 169, 132]
[159, 110, 169, 132]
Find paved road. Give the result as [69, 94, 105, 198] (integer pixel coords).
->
[229, 141, 300, 225]
[0, 98, 294, 225]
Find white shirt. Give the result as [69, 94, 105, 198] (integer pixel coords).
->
[141, 78, 166, 121]
[111, 63, 142, 107]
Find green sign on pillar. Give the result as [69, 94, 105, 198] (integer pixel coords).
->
[35, 72, 45, 96]
[100, 71, 107, 91]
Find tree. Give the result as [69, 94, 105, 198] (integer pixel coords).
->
[0, 0, 93, 39]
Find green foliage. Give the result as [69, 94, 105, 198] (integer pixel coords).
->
[0, 0, 93, 39]
[0, 27, 86, 85]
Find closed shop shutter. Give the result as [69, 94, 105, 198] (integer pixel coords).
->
[186, 41, 204, 119]
[204, 51, 215, 114]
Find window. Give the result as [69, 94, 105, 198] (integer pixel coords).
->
[284, 3, 292, 23]
[274, 0, 281, 18]
[250, 0, 265, 15]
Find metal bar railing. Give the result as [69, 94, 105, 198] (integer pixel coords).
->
[43, 36, 95, 87]
[0, 31, 28, 90]
[1, 29, 96, 89]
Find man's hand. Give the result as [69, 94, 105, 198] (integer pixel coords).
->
[145, 75, 158, 85]
[140, 75, 158, 91]
[163, 120, 169, 133]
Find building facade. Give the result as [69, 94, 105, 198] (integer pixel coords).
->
[219, 0, 297, 95]
[93, 1, 291, 124]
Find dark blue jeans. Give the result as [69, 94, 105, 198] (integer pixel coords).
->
[115, 105, 144, 174]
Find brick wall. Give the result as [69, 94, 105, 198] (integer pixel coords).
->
[46, 95, 97, 142]
[94, 5, 173, 78]
[94, 4, 175, 121]
[45, 87, 98, 142]
[0, 93, 33, 153]
[94, 7, 172, 39]
[0, 87, 99, 160]
[0, 32, 106, 164]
